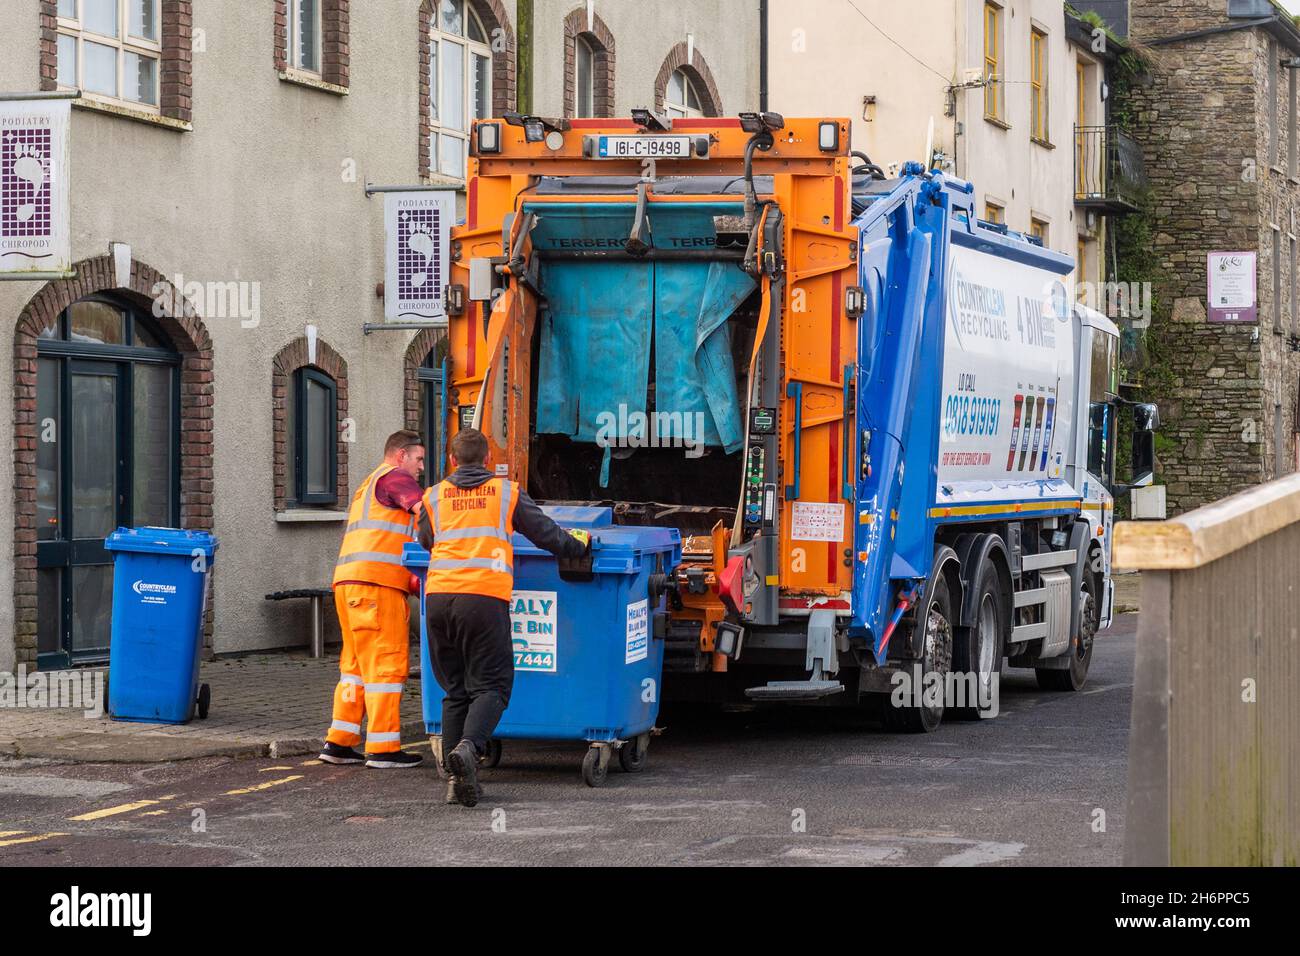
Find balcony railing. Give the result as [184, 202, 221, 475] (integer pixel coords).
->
[1074, 125, 1146, 213]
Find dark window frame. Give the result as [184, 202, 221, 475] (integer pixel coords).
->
[292, 366, 339, 506]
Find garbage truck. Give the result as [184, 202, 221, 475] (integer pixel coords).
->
[441, 111, 1157, 731]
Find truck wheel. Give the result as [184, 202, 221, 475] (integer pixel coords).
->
[1036, 575, 1097, 691]
[881, 575, 953, 733]
[196, 683, 211, 720]
[951, 561, 1004, 719]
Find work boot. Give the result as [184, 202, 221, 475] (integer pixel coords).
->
[364, 750, 424, 769]
[319, 742, 366, 765]
[445, 740, 480, 806]
[445, 776, 460, 805]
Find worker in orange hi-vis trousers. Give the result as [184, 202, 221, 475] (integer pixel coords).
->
[321, 429, 428, 769]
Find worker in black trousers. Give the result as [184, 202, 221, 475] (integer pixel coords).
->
[417, 429, 589, 806]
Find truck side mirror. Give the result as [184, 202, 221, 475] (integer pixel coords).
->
[1130, 402, 1158, 488]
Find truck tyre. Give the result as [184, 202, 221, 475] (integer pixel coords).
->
[950, 561, 1004, 719]
[881, 575, 953, 733]
[1036, 574, 1097, 691]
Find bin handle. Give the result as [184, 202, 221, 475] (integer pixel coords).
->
[785, 381, 803, 500]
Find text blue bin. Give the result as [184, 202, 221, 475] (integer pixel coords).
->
[105, 527, 218, 724]
[404, 507, 679, 744]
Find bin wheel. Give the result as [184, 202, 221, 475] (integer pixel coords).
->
[618, 733, 649, 773]
[480, 739, 502, 768]
[581, 746, 608, 787]
[196, 683, 211, 720]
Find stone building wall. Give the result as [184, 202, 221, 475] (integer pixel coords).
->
[1126, 1, 1300, 512]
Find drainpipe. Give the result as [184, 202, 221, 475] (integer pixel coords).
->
[759, 0, 768, 112]
[517, 0, 533, 115]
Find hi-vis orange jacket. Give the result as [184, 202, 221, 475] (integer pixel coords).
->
[333, 464, 418, 590]
[422, 476, 519, 601]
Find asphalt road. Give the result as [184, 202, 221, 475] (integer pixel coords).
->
[0, 614, 1136, 867]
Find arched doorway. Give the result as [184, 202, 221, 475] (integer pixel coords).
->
[14, 255, 214, 671]
[34, 294, 181, 667]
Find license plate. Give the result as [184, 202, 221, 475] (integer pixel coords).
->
[597, 135, 691, 159]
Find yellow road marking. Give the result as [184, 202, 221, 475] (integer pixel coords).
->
[69, 800, 159, 821]
[300, 759, 323, 766]
[260, 765, 293, 772]
[0, 832, 67, 848]
[0, 831, 25, 838]
[224, 775, 303, 796]
[158, 794, 178, 801]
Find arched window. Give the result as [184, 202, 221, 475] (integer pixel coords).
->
[288, 366, 338, 506]
[405, 327, 450, 487]
[576, 36, 595, 118]
[35, 294, 181, 666]
[665, 68, 703, 119]
[272, 335, 348, 512]
[563, 8, 615, 119]
[428, 0, 494, 180]
[653, 43, 722, 119]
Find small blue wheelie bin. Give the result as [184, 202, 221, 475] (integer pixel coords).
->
[104, 527, 219, 724]
[404, 506, 680, 786]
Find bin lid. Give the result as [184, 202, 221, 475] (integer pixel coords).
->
[401, 524, 681, 575]
[105, 526, 219, 557]
[538, 505, 612, 528]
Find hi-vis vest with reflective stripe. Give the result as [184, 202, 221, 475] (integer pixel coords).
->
[333, 464, 418, 590]
[422, 477, 518, 601]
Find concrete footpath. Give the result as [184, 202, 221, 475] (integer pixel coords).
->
[0, 648, 424, 764]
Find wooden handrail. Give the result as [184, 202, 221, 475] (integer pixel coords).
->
[1113, 472, 1300, 570]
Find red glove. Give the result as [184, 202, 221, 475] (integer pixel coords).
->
[408, 573, 422, 595]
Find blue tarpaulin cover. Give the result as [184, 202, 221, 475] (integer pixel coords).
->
[531, 201, 755, 463]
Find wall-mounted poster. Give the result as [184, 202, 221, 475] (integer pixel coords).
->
[1207, 251, 1257, 323]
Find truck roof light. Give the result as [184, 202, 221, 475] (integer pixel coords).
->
[739, 111, 785, 133]
[631, 107, 673, 131]
[476, 122, 501, 154]
[818, 121, 840, 152]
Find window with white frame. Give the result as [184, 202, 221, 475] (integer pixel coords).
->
[289, 0, 323, 75]
[576, 35, 595, 118]
[429, 0, 493, 181]
[56, 0, 161, 109]
[665, 69, 703, 119]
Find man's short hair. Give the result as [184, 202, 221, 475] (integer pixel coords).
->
[451, 428, 489, 465]
[384, 429, 423, 457]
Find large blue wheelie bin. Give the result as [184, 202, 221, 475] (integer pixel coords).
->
[404, 506, 680, 786]
[104, 527, 219, 724]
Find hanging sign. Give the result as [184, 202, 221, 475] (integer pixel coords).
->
[0, 98, 70, 277]
[383, 190, 454, 324]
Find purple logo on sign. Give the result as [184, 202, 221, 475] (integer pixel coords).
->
[1, 127, 51, 240]
[397, 208, 439, 301]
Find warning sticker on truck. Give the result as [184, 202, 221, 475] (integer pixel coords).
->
[510, 590, 557, 673]
[625, 599, 649, 664]
[791, 502, 846, 542]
